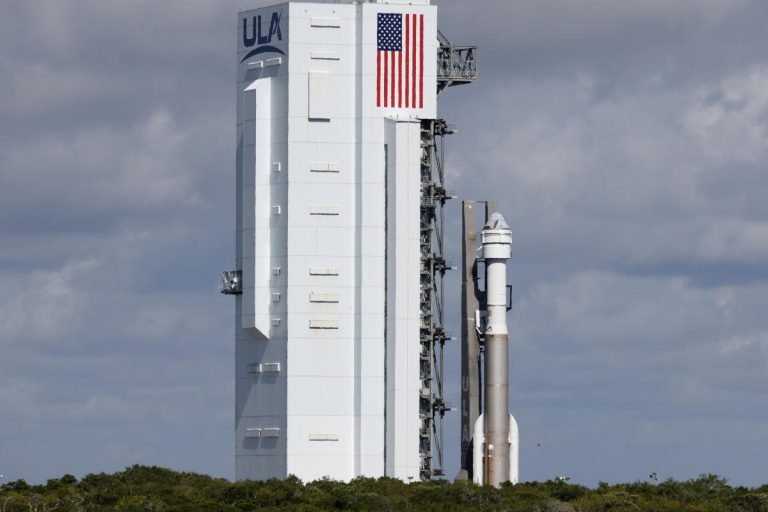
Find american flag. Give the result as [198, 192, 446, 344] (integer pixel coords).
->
[377, 12, 423, 109]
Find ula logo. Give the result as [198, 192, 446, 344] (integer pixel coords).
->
[241, 11, 285, 62]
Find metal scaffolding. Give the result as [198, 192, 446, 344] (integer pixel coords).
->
[419, 118, 452, 479]
[437, 30, 478, 96]
[419, 31, 478, 480]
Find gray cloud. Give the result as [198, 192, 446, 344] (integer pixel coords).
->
[438, 0, 768, 485]
[1, 0, 767, 488]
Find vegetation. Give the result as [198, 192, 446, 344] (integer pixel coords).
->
[3, 466, 768, 511]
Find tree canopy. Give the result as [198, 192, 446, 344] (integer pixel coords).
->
[2, 466, 768, 511]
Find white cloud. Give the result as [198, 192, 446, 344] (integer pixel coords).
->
[0, 252, 224, 349]
[1, 108, 202, 217]
[685, 67, 768, 159]
[721, 331, 768, 354]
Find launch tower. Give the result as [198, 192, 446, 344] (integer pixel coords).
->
[223, 0, 477, 482]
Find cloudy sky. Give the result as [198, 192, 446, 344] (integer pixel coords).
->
[2, 0, 768, 487]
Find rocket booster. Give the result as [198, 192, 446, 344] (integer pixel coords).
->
[472, 212, 518, 487]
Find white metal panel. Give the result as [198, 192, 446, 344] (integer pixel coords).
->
[403, 121, 424, 481]
[245, 428, 262, 438]
[309, 266, 339, 276]
[356, 127, 387, 477]
[283, 285, 351, 314]
[246, 57, 283, 69]
[358, 416, 385, 457]
[294, 182, 355, 223]
[309, 433, 340, 441]
[288, 2, 355, 46]
[360, 226, 386, 256]
[235, 339, 283, 377]
[287, 227, 354, 258]
[289, 45, 354, 76]
[287, 376, 355, 416]
[310, 17, 341, 28]
[358, 320, 385, 378]
[309, 161, 341, 172]
[358, 283, 385, 315]
[237, 415, 286, 454]
[290, 116, 357, 144]
[262, 428, 281, 438]
[241, 78, 273, 338]
[309, 291, 340, 303]
[305, 115, 356, 142]
[236, 376, 287, 415]
[309, 203, 340, 215]
[286, 338, 355, 377]
[287, 415, 355, 458]
[310, 50, 341, 60]
[309, 318, 339, 329]
[308, 72, 331, 119]
[288, 455, 355, 482]
[289, 141, 354, 183]
[384, 119, 422, 480]
[263, 362, 282, 373]
[236, 455, 286, 482]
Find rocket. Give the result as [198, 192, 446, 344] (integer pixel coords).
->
[469, 212, 519, 487]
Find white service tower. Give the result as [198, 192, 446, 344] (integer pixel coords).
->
[228, 0, 472, 483]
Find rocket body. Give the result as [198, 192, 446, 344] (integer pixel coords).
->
[472, 212, 517, 487]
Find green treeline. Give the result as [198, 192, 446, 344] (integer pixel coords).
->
[2, 465, 768, 511]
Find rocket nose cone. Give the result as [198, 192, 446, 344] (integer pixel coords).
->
[485, 212, 510, 230]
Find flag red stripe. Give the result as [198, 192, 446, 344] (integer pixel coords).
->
[390, 51, 395, 107]
[398, 46, 402, 107]
[383, 51, 388, 107]
[419, 14, 423, 108]
[376, 51, 381, 107]
[405, 14, 409, 108]
[411, 14, 416, 108]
